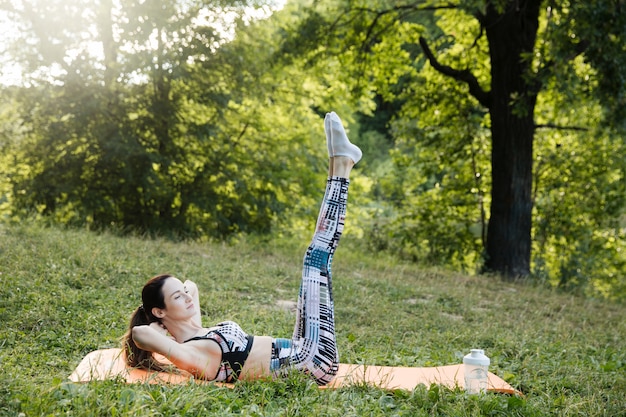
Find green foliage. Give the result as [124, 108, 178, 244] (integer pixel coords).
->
[532, 78, 626, 297]
[0, 0, 330, 238]
[370, 74, 490, 271]
[0, 223, 625, 416]
[545, 0, 626, 124]
[366, 10, 491, 270]
[288, 0, 626, 298]
[1, 0, 626, 299]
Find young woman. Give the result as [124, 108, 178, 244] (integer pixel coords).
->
[123, 112, 362, 386]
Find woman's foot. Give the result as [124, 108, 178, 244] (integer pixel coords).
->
[324, 112, 362, 164]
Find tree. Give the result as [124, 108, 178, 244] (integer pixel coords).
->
[288, 0, 626, 280]
[0, 0, 330, 237]
[420, 1, 541, 277]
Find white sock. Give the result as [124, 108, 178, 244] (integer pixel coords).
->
[324, 112, 362, 164]
[324, 114, 333, 157]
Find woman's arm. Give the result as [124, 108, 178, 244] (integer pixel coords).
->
[132, 323, 221, 379]
[184, 280, 202, 327]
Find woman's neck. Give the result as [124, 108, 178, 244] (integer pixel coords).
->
[161, 318, 204, 343]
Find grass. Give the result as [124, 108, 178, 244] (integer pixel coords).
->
[0, 222, 625, 416]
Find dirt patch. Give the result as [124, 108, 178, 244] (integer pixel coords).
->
[275, 299, 297, 312]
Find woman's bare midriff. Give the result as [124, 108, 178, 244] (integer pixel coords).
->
[239, 335, 273, 380]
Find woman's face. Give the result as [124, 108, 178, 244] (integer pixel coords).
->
[156, 277, 196, 322]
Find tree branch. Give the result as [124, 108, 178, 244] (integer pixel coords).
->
[419, 36, 492, 108]
[334, 3, 458, 54]
[533, 2, 590, 96]
[351, 2, 458, 15]
[534, 123, 589, 131]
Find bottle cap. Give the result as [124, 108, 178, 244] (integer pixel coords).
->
[463, 349, 490, 366]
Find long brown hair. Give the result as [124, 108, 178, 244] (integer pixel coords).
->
[122, 274, 173, 371]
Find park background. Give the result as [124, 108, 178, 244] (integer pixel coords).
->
[0, 0, 625, 415]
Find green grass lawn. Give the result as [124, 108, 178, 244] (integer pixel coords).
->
[1, 223, 624, 416]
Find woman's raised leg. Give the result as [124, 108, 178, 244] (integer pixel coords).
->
[270, 112, 360, 385]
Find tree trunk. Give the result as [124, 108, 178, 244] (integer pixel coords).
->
[97, 0, 118, 89]
[483, 1, 541, 278]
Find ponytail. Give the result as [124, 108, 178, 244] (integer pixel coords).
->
[122, 274, 173, 372]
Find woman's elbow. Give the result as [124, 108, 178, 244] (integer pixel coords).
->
[131, 325, 151, 348]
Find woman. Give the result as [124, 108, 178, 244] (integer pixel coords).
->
[123, 112, 362, 386]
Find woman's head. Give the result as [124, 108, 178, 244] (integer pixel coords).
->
[140, 274, 172, 322]
[123, 274, 173, 370]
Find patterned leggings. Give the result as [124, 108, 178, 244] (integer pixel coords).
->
[269, 177, 349, 385]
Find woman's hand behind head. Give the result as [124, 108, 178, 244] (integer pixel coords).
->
[149, 321, 170, 337]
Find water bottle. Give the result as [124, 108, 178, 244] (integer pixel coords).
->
[463, 349, 490, 394]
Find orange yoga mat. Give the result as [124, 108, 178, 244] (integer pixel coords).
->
[69, 348, 520, 395]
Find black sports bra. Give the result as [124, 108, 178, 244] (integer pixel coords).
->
[184, 321, 254, 382]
